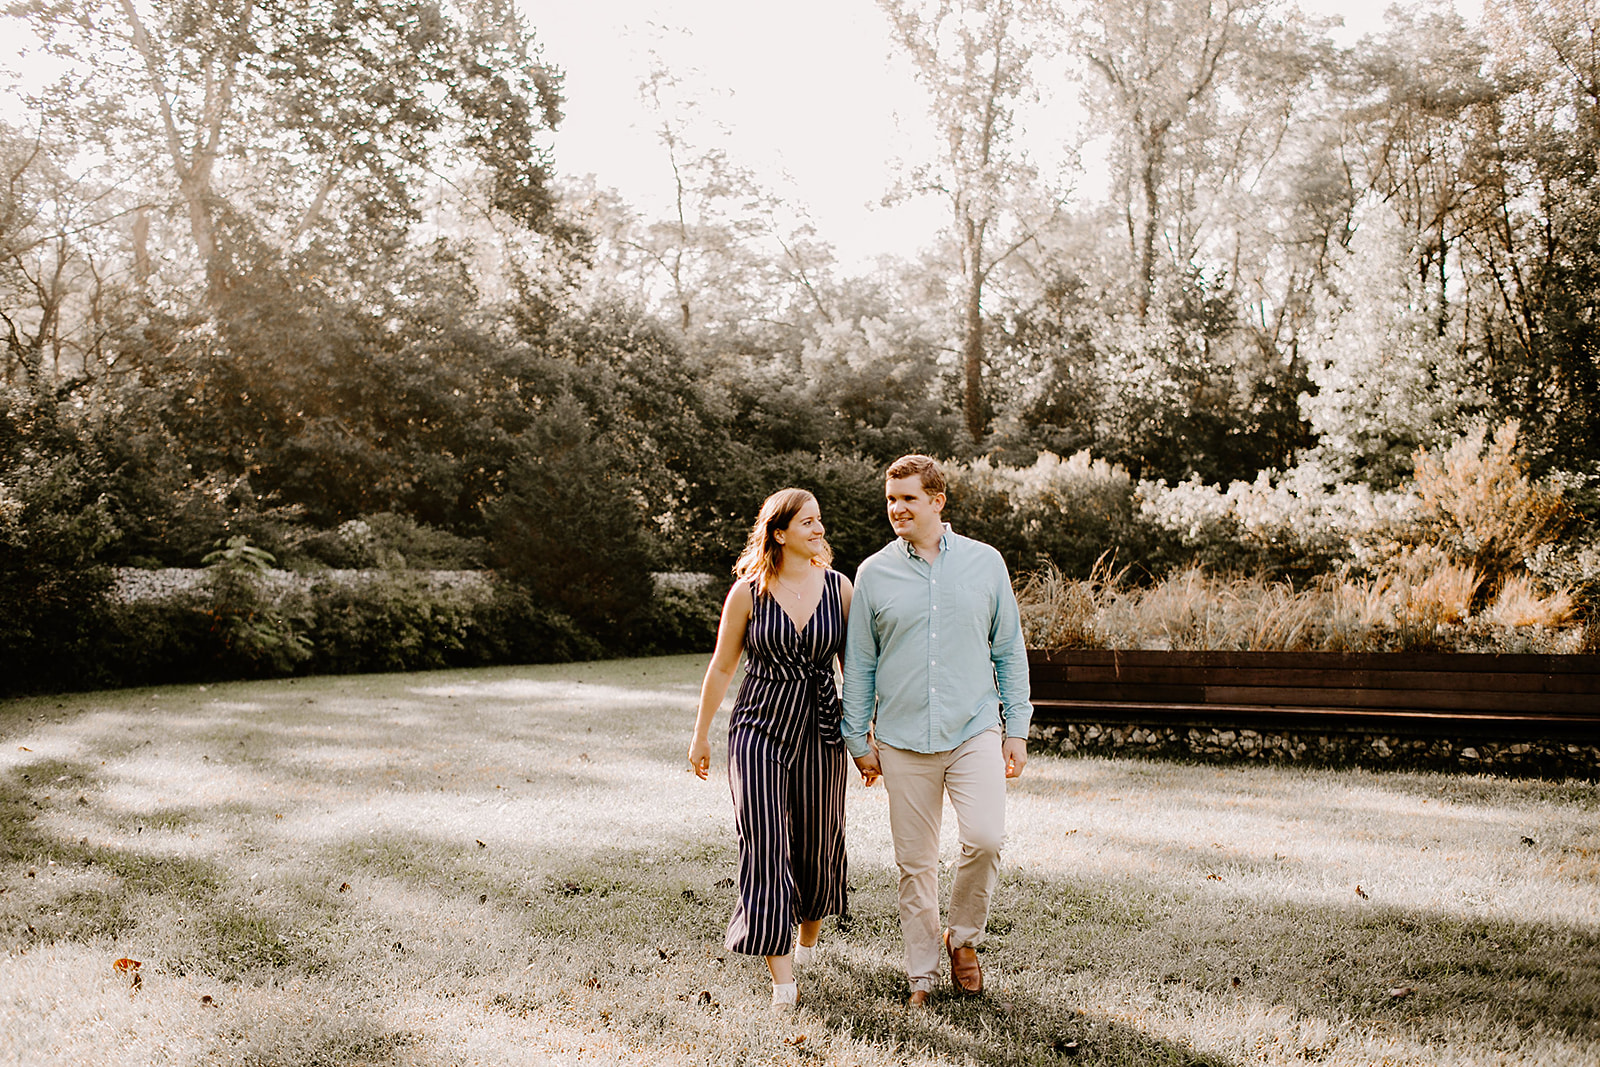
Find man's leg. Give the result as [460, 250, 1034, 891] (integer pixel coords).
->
[944, 727, 1006, 954]
[876, 742, 946, 993]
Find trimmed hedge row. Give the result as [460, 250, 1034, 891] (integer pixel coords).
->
[1, 570, 722, 696]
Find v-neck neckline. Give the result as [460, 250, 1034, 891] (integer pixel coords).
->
[771, 573, 826, 638]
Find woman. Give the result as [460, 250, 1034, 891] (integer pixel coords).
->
[688, 487, 853, 1014]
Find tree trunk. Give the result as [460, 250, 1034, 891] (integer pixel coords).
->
[963, 213, 988, 442]
[1137, 138, 1162, 323]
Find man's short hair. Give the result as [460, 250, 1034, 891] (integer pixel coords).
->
[886, 454, 947, 496]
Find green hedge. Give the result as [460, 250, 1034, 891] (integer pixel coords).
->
[0, 571, 722, 696]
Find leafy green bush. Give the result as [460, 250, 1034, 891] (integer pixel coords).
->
[0, 393, 120, 691]
[488, 394, 656, 636]
[288, 513, 488, 571]
[615, 576, 722, 656]
[202, 537, 313, 674]
[947, 451, 1172, 579]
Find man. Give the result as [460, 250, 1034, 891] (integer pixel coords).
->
[841, 453, 1032, 1007]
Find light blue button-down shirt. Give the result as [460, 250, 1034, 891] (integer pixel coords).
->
[841, 525, 1032, 757]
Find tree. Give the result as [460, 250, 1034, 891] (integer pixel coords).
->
[880, 0, 1058, 442]
[10, 0, 572, 305]
[1297, 201, 1481, 486]
[1067, 0, 1271, 321]
[0, 123, 131, 406]
[1462, 0, 1600, 467]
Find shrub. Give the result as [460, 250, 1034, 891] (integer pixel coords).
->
[616, 575, 722, 656]
[288, 513, 488, 571]
[1017, 553, 1587, 654]
[306, 572, 600, 674]
[487, 394, 655, 635]
[1136, 462, 1407, 581]
[201, 536, 313, 674]
[0, 397, 120, 690]
[1412, 420, 1568, 583]
[948, 451, 1169, 578]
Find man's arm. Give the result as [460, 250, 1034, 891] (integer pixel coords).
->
[840, 569, 879, 761]
[989, 555, 1033, 777]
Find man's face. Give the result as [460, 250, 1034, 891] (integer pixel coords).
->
[885, 475, 946, 542]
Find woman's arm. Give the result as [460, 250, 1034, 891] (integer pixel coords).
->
[836, 573, 854, 673]
[688, 581, 753, 779]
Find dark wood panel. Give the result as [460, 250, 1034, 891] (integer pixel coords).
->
[1027, 649, 1600, 675]
[1030, 681, 1600, 715]
[1026, 664, 1600, 694]
[1200, 685, 1598, 715]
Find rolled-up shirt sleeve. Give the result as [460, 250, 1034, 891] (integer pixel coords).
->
[989, 557, 1033, 741]
[841, 568, 879, 758]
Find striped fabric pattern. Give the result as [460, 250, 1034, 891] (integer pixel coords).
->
[724, 569, 850, 957]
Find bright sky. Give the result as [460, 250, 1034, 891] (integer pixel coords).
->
[526, 0, 1484, 271]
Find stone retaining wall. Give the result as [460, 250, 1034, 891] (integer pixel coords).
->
[1031, 721, 1600, 780]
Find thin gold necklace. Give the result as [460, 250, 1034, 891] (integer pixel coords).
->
[773, 573, 816, 599]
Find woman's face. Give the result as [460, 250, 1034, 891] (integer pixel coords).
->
[775, 499, 826, 562]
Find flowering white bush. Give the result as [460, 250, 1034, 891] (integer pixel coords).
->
[111, 568, 493, 604]
[961, 449, 1132, 506]
[1137, 462, 1413, 548]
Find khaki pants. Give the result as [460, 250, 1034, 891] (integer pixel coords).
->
[876, 726, 1006, 992]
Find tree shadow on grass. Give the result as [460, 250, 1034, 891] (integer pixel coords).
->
[801, 958, 1234, 1066]
[989, 867, 1600, 1053]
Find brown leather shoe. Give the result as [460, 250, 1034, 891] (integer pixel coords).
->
[943, 928, 983, 995]
[907, 989, 930, 1008]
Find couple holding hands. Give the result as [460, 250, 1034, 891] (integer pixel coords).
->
[688, 454, 1033, 1013]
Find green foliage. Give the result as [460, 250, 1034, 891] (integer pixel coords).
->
[306, 573, 595, 674]
[487, 393, 656, 634]
[0, 392, 118, 685]
[289, 513, 488, 571]
[947, 451, 1173, 580]
[201, 536, 313, 675]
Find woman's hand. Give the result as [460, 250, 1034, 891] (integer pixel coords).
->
[687, 737, 711, 780]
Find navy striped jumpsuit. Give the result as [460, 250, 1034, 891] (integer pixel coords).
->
[724, 569, 850, 957]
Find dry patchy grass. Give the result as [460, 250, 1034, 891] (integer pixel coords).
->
[2, 656, 1597, 1066]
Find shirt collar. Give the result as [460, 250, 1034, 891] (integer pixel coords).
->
[898, 523, 952, 560]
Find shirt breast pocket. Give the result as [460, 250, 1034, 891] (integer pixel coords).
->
[948, 582, 995, 641]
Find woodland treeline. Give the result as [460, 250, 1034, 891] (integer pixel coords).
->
[3, 0, 1598, 688]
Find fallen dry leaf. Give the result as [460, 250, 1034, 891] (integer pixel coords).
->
[784, 1034, 807, 1046]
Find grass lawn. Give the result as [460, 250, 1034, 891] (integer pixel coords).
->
[2, 654, 1597, 1066]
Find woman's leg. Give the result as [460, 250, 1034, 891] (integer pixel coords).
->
[725, 730, 798, 959]
[790, 730, 849, 936]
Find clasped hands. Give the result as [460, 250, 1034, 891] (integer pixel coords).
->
[852, 736, 1028, 785]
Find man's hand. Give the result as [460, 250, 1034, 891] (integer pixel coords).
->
[853, 749, 882, 787]
[1002, 737, 1027, 779]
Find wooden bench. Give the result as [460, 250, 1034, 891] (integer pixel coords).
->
[1027, 649, 1600, 743]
